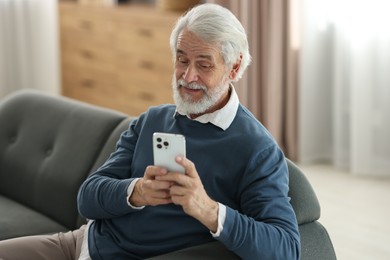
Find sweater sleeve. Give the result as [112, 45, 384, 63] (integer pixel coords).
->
[77, 120, 143, 219]
[216, 145, 301, 260]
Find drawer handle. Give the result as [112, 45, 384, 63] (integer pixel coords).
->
[138, 92, 155, 101]
[139, 60, 154, 70]
[80, 50, 94, 60]
[80, 20, 93, 30]
[81, 79, 95, 88]
[137, 28, 153, 38]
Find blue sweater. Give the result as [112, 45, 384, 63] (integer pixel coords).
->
[77, 104, 300, 259]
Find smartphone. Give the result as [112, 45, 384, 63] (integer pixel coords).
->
[153, 132, 186, 173]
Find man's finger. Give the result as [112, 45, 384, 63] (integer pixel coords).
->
[145, 166, 168, 179]
[175, 156, 198, 178]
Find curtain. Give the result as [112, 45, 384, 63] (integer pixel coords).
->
[0, 0, 60, 99]
[207, 0, 300, 160]
[299, 0, 390, 176]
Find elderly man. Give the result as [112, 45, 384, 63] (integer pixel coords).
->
[0, 3, 300, 260]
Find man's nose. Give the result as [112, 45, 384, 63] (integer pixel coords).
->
[183, 64, 199, 83]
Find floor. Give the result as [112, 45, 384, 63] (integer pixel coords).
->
[298, 163, 390, 260]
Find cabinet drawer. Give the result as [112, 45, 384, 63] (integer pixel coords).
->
[116, 76, 173, 114]
[62, 67, 171, 116]
[116, 49, 172, 78]
[60, 5, 115, 36]
[115, 52, 174, 109]
[115, 25, 172, 54]
[61, 45, 115, 73]
[62, 67, 115, 105]
[60, 28, 114, 50]
[115, 7, 176, 52]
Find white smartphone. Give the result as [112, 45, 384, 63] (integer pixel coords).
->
[153, 132, 186, 173]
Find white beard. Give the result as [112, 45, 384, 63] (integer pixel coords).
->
[172, 77, 228, 115]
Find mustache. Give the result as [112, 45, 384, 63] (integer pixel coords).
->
[177, 79, 207, 91]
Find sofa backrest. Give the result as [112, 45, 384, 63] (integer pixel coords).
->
[90, 118, 135, 174]
[76, 117, 134, 227]
[0, 90, 128, 230]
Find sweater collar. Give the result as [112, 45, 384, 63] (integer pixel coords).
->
[174, 84, 239, 131]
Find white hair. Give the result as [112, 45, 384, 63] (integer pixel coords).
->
[170, 3, 251, 82]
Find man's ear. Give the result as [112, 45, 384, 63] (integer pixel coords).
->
[229, 54, 243, 81]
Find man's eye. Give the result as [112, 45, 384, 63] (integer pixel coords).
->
[199, 63, 212, 70]
[177, 57, 188, 64]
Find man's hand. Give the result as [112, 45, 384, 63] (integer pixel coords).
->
[129, 166, 173, 207]
[156, 156, 219, 233]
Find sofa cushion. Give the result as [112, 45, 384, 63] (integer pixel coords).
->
[0, 195, 67, 240]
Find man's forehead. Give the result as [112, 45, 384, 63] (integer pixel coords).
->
[176, 31, 222, 61]
[176, 49, 214, 61]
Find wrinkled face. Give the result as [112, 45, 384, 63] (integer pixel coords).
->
[172, 30, 231, 117]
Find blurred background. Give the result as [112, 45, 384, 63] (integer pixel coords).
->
[0, 0, 389, 259]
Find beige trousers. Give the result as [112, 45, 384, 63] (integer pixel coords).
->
[0, 225, 85, 260]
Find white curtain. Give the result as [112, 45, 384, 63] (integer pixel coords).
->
[0, 0, 60, 98]
[299, 0, 390, 176]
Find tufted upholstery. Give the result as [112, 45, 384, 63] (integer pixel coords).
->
[0, 90, 129, 240]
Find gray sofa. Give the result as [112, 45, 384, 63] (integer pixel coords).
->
[0, 90, 336, 259]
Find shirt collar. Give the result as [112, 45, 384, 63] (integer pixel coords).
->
[174, 84, 239, 131]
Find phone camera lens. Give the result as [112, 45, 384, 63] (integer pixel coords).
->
[157, 137, 162, 142]
[163, 141, 169, 147]
[157, 144, 162, 149]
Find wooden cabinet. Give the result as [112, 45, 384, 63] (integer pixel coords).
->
[59, 3, 180, 116]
